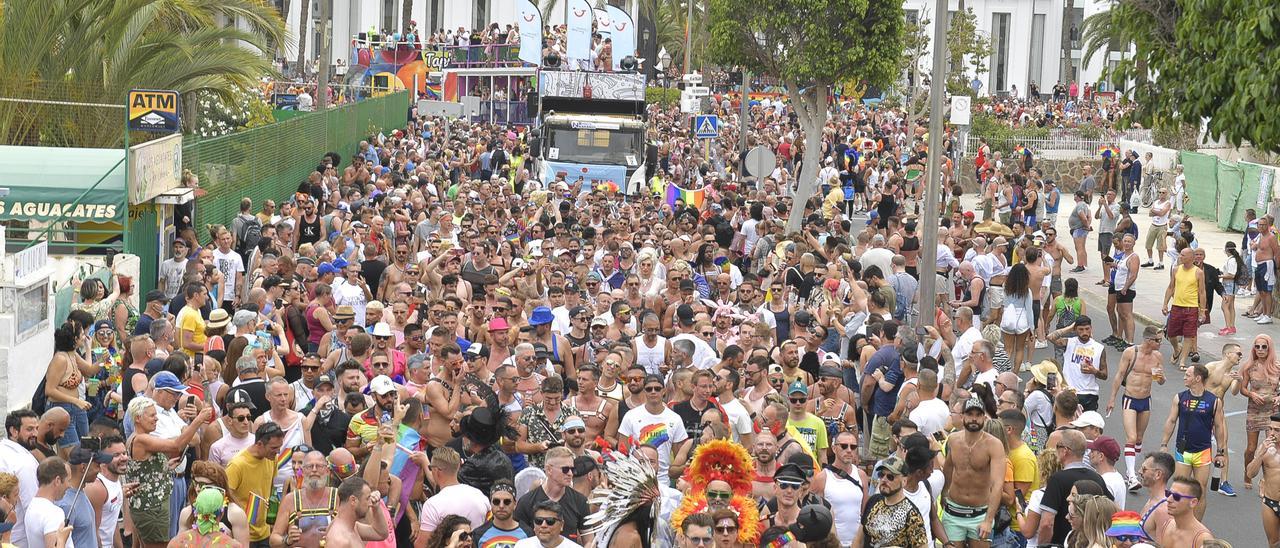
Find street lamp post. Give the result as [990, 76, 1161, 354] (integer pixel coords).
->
[917, 0, 948, 335]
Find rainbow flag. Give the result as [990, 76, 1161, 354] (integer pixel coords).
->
[424, 82, 443, 99]
[276, 447, 295, 471]
[665, 183, 705, 210]
[1013, 145, 1028, 156]
[389, 424, 426, 475]
[1099, 145, 1120, 158]
[768, 531, 796, 548]
[247, 492, 268, 525]
[635, 422, 671, 447]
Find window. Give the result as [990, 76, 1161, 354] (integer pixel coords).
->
[1028, 14, 1045, 96]
[383, 0, 395, 33]
[473, 0, 490, 31]
[427, 0, 443, 33]
[991, 12, 1010, 92]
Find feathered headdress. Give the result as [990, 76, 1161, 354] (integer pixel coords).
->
[682, 439, 755, 494]
[671, 494, 762, 545]
[584, 453, 663, 547]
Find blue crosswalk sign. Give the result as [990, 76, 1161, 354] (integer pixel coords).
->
[694, 115, 719, 139]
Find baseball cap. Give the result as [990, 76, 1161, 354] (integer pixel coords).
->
[1069, 410, 1106, 430]
[787, 380, 808, 396]
[226, 388, 257, 410]
[962, 394, 985, 413]
[875, 454, 908, 476]
[789, 505, 834, 543]
[68, 447, 97, 466]
[568, 305, 589, 319]
[318, 263, 338, 276]
[370, 375, 397, 396]
[465, 343, 489, 360]
[144, 289, 169, 304]
[572, 455, 598, 478]
[590, 316, 609, 327]
[93, 319, 113, 333]
[678, 279, 696, 292]
[1088, 435, 1122, 462]
[676, 304, 696, 325]
[794, 310, 813, 327]
[153, 371, 187, 394]
[315, 373, 335, 388]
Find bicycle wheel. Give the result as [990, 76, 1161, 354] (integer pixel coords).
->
[1140, 178, 1156, 208]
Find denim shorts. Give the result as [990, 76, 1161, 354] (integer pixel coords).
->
[49, 401, 90, 448]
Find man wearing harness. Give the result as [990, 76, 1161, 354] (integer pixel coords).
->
[1158, 364, 1228, 521]
[271, 450, 337, 548]
[569, 365, 616, 445]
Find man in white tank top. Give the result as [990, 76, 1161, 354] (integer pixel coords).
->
[84, 436, 128, 548]
[810, 431, 868, 545]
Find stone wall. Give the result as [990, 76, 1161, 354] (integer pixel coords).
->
[957, 155, 1095, 193]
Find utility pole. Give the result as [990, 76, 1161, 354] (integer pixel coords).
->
[918, 0, 948, 334]
[683, 0, 693, 75]
[317, 0, 332, 110]
[739, 69, 750, 166]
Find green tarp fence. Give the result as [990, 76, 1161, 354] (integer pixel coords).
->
[1177, 151, 1276, 232]
[185, 91, 410, 233]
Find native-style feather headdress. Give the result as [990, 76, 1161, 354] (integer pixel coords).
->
[670, 439, 762, 545]
[584, 452, 663, 547]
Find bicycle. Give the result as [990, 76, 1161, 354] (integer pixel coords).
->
[1139, 170, 1165, 208]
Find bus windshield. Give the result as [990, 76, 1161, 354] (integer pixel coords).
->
[545, 126, 642, 166]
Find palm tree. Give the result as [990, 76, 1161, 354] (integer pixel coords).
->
[0, 0, 287, 148]
[296, 0, 311, 76]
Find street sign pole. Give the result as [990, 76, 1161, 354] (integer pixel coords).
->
[918, 0, 949, 335]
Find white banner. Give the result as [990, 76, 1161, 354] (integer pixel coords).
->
[127, 133, 183, 205]
[516, 0, 543, 66]
[604, 5, 636, 71]
[565, 0, 594, 63]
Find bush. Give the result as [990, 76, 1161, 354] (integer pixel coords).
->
[969, 113, 1050, 153]
[646, 86, 681, 107]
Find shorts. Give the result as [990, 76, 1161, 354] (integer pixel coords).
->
[870, 415, 892, 460]
[1123, 394, 1151, 413]
[132, 502, 172, 543]
[941, 499, 989, 541]
[986, 286, 1006, 317]
[1032, 300, 1042, 329]
[1098, 232, 1114, 255]
[1175, 447, 1213, 468]
[1050, 276, 1063, 295]
[1146, 224, 1168, 249]
[1166, 305, 1199, 338]
[1025, 215, 1038, 227]
[1257, 261, 1275, 292]
[1224, 281, 1237, 295]
[1045, 213, 1058, 227]
[1078, 394, 1100, 412]
[1109, 286, 1136, 304]
[1072, 228, 1089, 240]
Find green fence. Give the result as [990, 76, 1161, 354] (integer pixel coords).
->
[1177, 151, 1273, 232]
[185, 91, 410, 232]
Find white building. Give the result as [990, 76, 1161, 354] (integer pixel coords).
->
[901, 0, 1130, 98]
[273, 0, 637, 68]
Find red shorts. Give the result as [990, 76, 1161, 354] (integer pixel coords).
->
[1166, 306, 1199, 338]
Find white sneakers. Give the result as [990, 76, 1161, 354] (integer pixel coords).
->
[1258, 315, 1275, 325]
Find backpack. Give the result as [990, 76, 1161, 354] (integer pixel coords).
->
[1054, 296, 1081, 330]
[235, 215, 262, 264]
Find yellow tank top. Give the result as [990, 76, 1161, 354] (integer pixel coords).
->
[1172, 265, 1200, 307]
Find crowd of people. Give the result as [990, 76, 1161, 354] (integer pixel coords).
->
[3, 77, 1280, 548]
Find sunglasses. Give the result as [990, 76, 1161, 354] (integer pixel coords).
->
[302, 365, 321, 371]
[644, 386, 664, 393]
[372, 362, 391, 367]
[1165, 489, 1197, 502]
[564, 428, 585, 435]
[230, 415, 252, 422]
[789, 397, 807, 405]
[879, 472, 898, 481]
[837, 443, 857, 451]
[715, 525, 738, 534]
[706, 490, 733, 501]
[1112, 535, 1145, 543]
[457, 531, 472, 541]
[701, 331, 714, 337]
[533, 517, 560, 526]
[688, 538, 713, 546]
[1257, 344, 1270, 350]
[777, 479, 804, 490]
[625, 375, 645, 382]
[560, 465, 575, 475]
[491, 497, 515, 506]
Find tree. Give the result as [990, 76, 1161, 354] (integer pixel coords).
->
[945, 7, 991, 95]
[1105, 0, 1280, 152]
[900, 10, 931, 130]
[296, 0, 311, 76]
[707, 0, 905, 230]
[0, 0, 287, 148]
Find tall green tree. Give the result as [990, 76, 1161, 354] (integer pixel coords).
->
[1105, 0, 1280, 152]
[0, 0, 287, 148]
[707, 0, 905, 230]
[945, 7, 991, 95]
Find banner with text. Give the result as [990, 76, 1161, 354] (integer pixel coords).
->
[128, 133, 183, 204]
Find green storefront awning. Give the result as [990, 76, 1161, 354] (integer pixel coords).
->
[0, 145, 126, 223]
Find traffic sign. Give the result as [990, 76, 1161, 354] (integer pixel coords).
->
[694, 115, 719, 139]
[745, 146, 776, 179]
[686, 86, 710, 97]
[950, 95, 972, 125]
[683, 73, 702, 84]
[127, 89, 180, 133]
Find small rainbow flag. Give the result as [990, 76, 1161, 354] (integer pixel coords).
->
[390, 424, 426, 475]
[1099, 145, 1120, 158]
[505, 232, 521, 243]
[768, 531, 796, 547]
[635, 422, 671, 447]
[424, 82, 443, 100]
[1013, 145, 1028, 156]
[665, 183, 705, 210]
[247, 492, 268, 525]
[276, 447, 295, 471]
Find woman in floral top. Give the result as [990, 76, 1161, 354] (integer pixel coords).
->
[125, 396, 212, 547]
[514, 375, 580, 468]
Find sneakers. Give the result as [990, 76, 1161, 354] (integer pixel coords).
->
[1102, 335, 1122, 346]
[1070, 266, 1086, 273]
[1218, 481, 1237, 497]
[1218, 327, 1238, 336]
[1141, 261, 1154, 268]
[1154, 264, 1165, 270]
[1020, 361, 1033, 373]
[1127, 477, 1142, 492]
[1034, 340, 1049, 349]
[1259, 315, 1275, 325]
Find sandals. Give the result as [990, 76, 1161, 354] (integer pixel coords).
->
[1190, 352, 1201, 363]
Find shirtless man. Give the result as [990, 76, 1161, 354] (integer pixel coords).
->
[1137, 452, 1175, 539]
[324, 477, 389, 548]
[941, 396, 1007, 548]
[1246, 414, 1280, 547]
[1206, 343, 1243, 494]
[1024, 248, 1051, 346]
[1156, 475, 1214, 548]
[1105, 325, 1166, 490]
[1038, 227, 1074, 334]
[750, 431, 781, 499]
[421, 343, 466, 447]
[376, 242, 411, 302]
[569, 366, 616, 445]
[1251, 215, 1279, 324]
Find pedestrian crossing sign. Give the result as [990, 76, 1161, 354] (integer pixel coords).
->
[694, 115, 719, 139]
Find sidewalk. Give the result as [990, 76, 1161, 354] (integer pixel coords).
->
[955, 195, 1265, 362]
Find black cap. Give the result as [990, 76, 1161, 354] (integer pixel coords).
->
[262, 275, 285, 290]
[775, 462, 808, 482]
[794, 310, 814, 327]
[144, 289, 169, 304]
[678, 279, 696, 291]
[789, 504, 834, 543]
[68, 447, 96, 466]
[226, 388, 257, 411]
[568, 305, 589, 318]
[900, 343, 920, 365]
[565, 282, 581, 294]
[676, 304, 696, 325]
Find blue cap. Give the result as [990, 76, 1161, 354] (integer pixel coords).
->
[529, 306, 554, 326]
[331, 257, 348, 270]
[153, 371, 187, 394]
[318, 263, 337, 276]
[787, 380, 808, 396]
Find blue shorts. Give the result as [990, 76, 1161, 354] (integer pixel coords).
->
[1123, 394, 1151, 413]
[1072, 228, 1089, 239]
[1257, 262, 1274, 292]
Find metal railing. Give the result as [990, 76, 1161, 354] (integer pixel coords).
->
[470, 100, 534, 126]
[963, 135, 1110, 158]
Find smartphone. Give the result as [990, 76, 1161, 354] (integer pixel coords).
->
[1046, 372, 1058, 390]
[1014, 489, 1027, 511]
